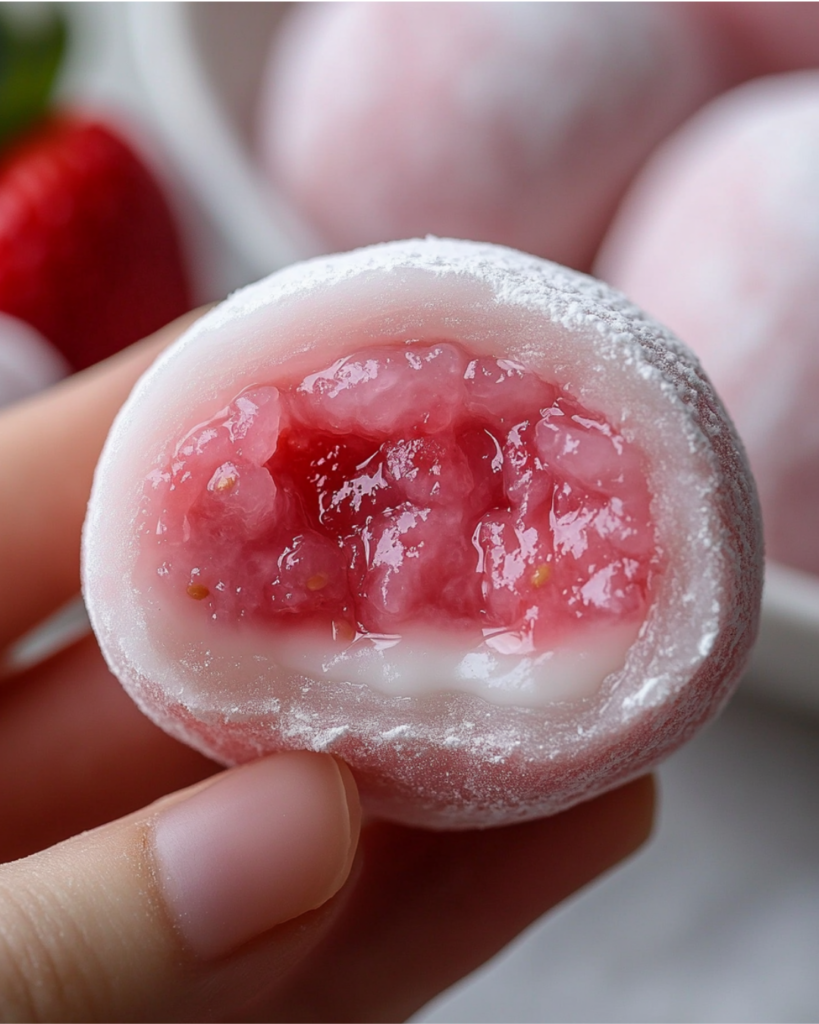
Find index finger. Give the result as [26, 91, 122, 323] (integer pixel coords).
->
[0, 312, 201, 654]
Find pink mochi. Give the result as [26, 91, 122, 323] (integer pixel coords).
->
[82, 239, 762, 829]
[0, 312, 69, 410]
[258, 2, 725, 270]
[598, 72, 819, 578]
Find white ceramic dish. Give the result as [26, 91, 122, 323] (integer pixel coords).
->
[745, 562, 819, 713]
[124, 1, 819, 716]
[127, 1, 316, 295]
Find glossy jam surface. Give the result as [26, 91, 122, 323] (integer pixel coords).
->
[140, 341, 656, 655]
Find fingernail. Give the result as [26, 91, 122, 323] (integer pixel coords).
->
[152, 752, 360, 960]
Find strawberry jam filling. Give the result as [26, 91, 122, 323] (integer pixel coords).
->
[141, 341, 656, 686]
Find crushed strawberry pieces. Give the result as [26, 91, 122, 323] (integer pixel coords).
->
[142, 340, 658, 649]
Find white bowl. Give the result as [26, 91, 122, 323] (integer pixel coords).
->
[745, 562, 819, 714]
[127, 1, 319, 296]
[125, 1, 819, 716]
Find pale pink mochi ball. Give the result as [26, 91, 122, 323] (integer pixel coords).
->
[82, 239, 761, 829]
[598, 72, 819, 578]
[258, 2, 725, 270]
[0, 312, 69, 409]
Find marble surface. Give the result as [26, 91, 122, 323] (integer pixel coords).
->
[417, 691, 819, 1023]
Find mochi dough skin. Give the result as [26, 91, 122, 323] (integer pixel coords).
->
[83, 239, 762, 829]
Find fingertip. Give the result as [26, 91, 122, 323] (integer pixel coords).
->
[330, 755, 363, 892]
[151, 751, 360, 961]
[629, 772, 658, 850]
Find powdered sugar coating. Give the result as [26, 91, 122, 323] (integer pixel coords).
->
[83, 238, 762, 828]
[598, 72, 819, 577]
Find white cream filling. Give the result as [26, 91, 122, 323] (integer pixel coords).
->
[215, 618, 644, 708]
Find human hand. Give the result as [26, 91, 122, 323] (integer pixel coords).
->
[0, 315, 654, 1022]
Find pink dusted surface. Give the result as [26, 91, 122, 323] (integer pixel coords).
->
[141, 340, 655, 652]
[83, 239, 762, 829]
[597, 72, 819, 578]
[258, 3, 725, 270]
[136, 640, 748, 830]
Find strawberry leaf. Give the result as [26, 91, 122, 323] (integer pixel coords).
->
[0, 8, 66, 148]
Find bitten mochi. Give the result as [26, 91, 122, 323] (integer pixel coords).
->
[597, 73, 819, 577]
[83, 239, 762, 829]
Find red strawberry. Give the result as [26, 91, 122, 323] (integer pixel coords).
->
[0, 115, 191, 370]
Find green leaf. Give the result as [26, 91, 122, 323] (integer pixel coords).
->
[0, 7, 67, 149]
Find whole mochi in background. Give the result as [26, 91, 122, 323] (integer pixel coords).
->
[82, 238, 762, 830]
[597, 71, 819, 578]
[257, 2, 725, 270]
[0, 311, 68, 409]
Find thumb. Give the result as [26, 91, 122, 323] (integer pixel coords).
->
[0, 751, 360, 1022]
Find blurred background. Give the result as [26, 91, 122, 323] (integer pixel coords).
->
[1, 3, 818, 1020]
